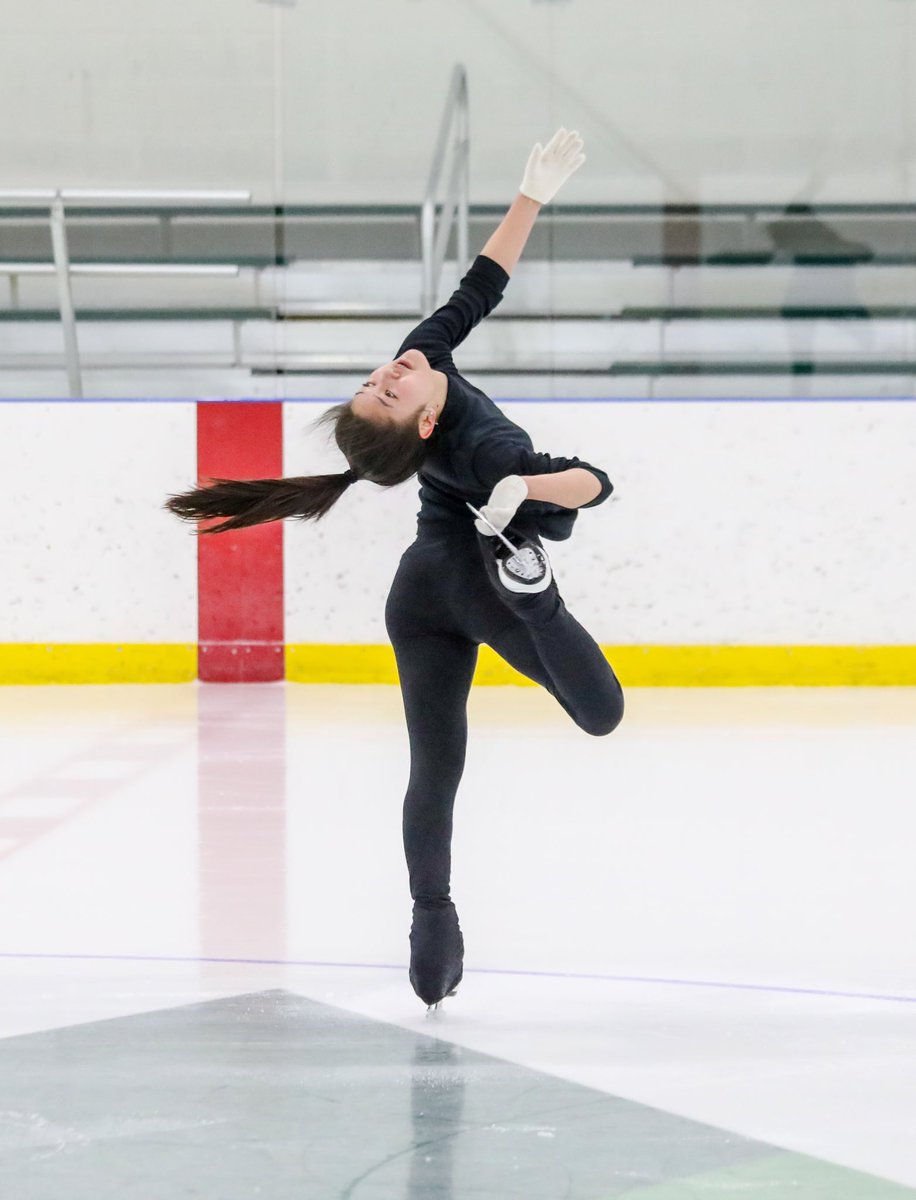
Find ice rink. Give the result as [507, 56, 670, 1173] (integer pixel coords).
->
[0, 682, 914, 1197]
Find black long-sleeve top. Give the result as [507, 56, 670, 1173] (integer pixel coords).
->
[395, 254, 613, 541]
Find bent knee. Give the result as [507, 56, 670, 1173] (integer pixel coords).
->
[581, 690, 625, 737]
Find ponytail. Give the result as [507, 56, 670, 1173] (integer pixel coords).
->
[165, 399, 430, 535]
[165, 469, 358, 535]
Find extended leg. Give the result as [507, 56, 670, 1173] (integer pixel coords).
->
[390, 631, 479, 901]
[389, 630, 478, 1007]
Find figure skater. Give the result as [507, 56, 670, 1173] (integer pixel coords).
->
[166, 128, 624, 1009]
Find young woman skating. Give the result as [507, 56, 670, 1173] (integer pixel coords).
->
[167, 128, 624, 1009]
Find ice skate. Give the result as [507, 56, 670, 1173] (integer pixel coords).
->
[409, 899, 464, 1010]
[468, 502, 560, 626]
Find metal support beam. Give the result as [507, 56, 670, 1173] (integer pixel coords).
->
[421, 65, 470, 315]
[49, 194, 82, 398]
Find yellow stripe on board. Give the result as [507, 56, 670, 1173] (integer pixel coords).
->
[286, 643, 397, 685]
[0, 645, 197, 685]
[1, 644, 914, 686]
[287, 644, 916, 687]
[602, 645, 916, 686]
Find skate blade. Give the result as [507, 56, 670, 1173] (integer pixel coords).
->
[425, 987, 459, 1018]
[465, 503, 520, 555]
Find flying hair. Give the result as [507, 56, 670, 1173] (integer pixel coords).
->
[164, 399, 430, 534]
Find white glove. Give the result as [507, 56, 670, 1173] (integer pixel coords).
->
[474, 475, 529, 536]
[519, 128, 586, 205]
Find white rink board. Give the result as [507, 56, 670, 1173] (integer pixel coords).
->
[1, 402, 197, 642]
[284, 398, 916, 646]
[0, 398, 913, 646]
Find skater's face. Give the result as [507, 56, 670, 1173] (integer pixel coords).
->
[351, 349, 443, 439]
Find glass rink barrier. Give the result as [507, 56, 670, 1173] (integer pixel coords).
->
[2, 1, 916, 1197]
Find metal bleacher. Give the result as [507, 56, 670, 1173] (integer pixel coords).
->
[3, 201, 916, 395]
[2, 60, 915, 398]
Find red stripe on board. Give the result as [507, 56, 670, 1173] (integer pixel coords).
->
[197, 402, 284, 682]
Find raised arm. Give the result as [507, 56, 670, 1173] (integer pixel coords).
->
[480, 194, 542, 276]
[395, 129, 585, 365]
[481, 128, 586, 276]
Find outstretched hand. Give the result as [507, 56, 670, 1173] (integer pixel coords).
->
[519, 128, 586, 205]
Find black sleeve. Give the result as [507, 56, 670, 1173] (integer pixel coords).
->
[395, 254, 510, 369]
[472, 436, 614, 509]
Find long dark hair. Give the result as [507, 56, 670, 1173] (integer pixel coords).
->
[165, 400, 430, 534]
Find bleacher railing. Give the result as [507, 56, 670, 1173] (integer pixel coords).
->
[0, 189, 251, 397]
[420, 64, 470, 316]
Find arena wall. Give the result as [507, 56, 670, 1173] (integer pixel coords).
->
[2, 0, 913, 204]
[2, 396, 914, 685]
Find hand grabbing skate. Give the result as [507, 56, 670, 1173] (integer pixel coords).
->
[473, 475, 528, 536]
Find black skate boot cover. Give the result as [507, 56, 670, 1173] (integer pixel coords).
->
[475, 526, 561, 628]
[409, 899, 464, 1006]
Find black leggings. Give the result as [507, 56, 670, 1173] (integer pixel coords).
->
[384, 519, 624, 904]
